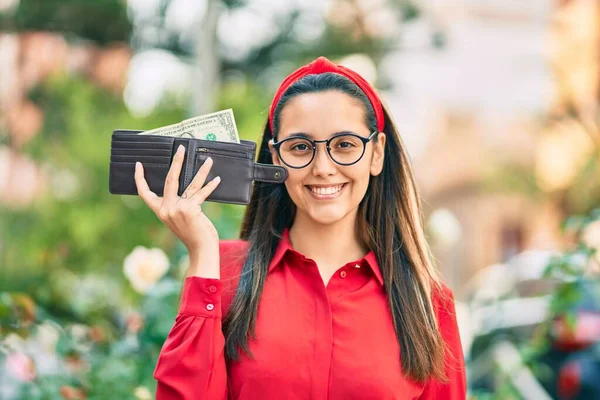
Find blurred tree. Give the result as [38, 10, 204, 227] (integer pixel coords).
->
[1, 0, 432, 116]
[0, 0, 132, 44]
[218, 0, 424, 77]
[0, 73, 265, 292]
[484, 0, 600, 217]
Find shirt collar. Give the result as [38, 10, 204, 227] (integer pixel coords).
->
[268, 228, 292, 272]
[362, 248, 384, 286]
[268, 227, 384, 286]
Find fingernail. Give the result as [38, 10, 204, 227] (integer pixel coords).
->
[205, 157, 212, 164]
[135, 161, 140, 170]
[214, 176, 221, 183]
[178, 144, 184, 153]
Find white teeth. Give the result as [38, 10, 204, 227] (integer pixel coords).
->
[309, 184, 344, 195]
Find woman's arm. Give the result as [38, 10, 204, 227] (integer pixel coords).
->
[153, 276, 227, 400]
[153, 240, 247, 400]
[419, 286, 467, 399]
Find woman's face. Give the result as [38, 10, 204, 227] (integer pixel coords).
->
[269, 90, 386, 226]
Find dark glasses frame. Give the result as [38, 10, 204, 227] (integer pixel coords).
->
[271, 131, 378, 169]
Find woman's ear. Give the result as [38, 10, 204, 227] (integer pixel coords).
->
[268, 139, 281, 166]
[370, 132, 386, 176]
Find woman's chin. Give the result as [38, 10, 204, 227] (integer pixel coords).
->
[305, 207, 348, 226]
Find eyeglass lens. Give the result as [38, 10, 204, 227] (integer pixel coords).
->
[278, 134, 366, 168]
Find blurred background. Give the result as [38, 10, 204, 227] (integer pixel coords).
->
[1, 0, 599, 399]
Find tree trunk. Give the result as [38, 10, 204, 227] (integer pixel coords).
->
[190, 0, 222, 116]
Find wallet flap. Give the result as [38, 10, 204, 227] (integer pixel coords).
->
[253, 164, 287, 183]
[181, 137, 256, 189]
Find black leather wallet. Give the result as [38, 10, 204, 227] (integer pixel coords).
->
[108, 129, 287, 205]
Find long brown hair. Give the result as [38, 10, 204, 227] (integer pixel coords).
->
[223, 73, 449, 382]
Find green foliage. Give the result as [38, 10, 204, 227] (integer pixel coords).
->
[523, 210, 600, 385]
[0, 279, 180, 399]
[470, 208, 600, 398]
[0, 0, 131, 44]
[2, 75, 184, 293]
[481, 162, 542, 199]
[0, 73, 265, 397]
[0, 69, 290, 398]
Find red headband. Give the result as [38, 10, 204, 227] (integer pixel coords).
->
[268, 56, 385, 134]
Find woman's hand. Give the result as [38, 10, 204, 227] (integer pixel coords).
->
[134, 144, 222, 277]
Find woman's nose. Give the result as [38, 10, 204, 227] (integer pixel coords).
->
[311, 144, 337, 177]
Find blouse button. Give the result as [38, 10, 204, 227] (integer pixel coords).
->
[208, 285, 217, 293]
[206, 303, 215, 311]
[340, 270, 347, 278]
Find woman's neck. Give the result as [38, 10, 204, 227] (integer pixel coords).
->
[288, 211, 369, 268]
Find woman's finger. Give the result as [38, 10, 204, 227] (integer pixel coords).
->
[134, 162, 161, 213]
[193, 175, 221, 204]
[180, 157, 213, 201]
[163, 144, 186, 207]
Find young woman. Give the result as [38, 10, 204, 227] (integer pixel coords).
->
[135, 56, 466, 399]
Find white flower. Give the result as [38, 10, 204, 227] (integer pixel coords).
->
[134, 386, 152, 400]
[69, 324, 89, 340]
[123, 246, 170, 294]
[69, 274, 122, 316]
[67, 323, 92, 353]
[582, 219, 600, 251]
[36, 322, 61, 353]
[582, 219, 600, 270]
[2, 333, 26, 353]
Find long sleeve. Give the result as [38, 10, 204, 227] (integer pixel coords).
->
[154, 277, 227, 400]
[419, 287, 467, 400]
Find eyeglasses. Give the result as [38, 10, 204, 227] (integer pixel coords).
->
[272, 131, 377, 169]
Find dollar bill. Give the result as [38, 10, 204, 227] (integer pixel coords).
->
[139, 109, 240, 143]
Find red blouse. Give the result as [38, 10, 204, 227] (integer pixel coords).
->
[154, 228, 466, 399]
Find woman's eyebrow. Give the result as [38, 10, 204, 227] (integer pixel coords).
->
[286, 132, 314, 139]
[332, 130, 360, 136]
[285, 131, 360, 139]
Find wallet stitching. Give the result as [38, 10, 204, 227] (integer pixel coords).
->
[111, 156, 171, 161]
[184, 141, 193, 188]
[111, 150, 171, 154]
[183, 142, 188, 187]
[111, 161, 170, 166]
[111, 142, 172, 147]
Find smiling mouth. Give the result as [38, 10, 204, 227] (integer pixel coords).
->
[305, 183, 347, 196]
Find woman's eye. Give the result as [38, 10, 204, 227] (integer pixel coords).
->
[338, 141, 355, 148]
[291, 144, 310, 151]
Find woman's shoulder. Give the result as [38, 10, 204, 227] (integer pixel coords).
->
[218, 238, 250, 274]
[431, 281, 458, 325]
[219, 238, 250, 256]
[218, 238, 250, 311]
[433, 281, 455, 301]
